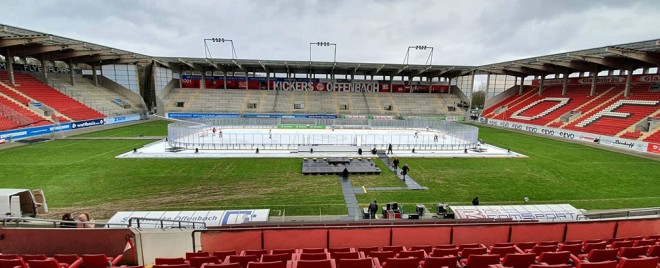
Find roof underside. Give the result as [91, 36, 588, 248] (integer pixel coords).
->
[1, 24, 659, 77]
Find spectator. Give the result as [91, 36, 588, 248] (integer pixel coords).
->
[358, 148, 363, 155]
[387, 143, 393, 155]
[342, 167, 349, 179]
[472, 197, 480, 206]
[402, 164, 409, 180]
[368, 200, 378, 219]
[392, 158, 400, 172]
[60, 213, 76, 228]
[77, 213, 95, 228]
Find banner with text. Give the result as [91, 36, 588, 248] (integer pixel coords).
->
[532, 74, 660, 86]
[107, 209, 270, 228]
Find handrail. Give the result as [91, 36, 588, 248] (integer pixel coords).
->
[584, 207, 660, 219]
[127, 217, 207, 229]
[1, 217, 128, 228]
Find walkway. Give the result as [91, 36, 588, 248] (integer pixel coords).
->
[338, 175, 362, 219]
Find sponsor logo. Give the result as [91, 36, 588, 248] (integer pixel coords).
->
[648, 143, 660, 154]
[614, 140, 635, 148]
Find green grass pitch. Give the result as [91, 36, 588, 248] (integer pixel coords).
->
[0, 120, 657, 218]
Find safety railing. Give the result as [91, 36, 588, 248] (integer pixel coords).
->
[127, 217, 207, 229]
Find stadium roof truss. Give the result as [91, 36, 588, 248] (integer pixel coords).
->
[0, 24, 151, 66]
[481, 39, 660, 77]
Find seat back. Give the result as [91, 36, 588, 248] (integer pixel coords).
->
[625, 236, 644, 241]
[335, 258, 373, 268]
[329, 248, 352, 253]
[618, 247, 650, 259]
[460, 247, 487, 259]
[576, 260, 618, 268]
[245, 261, 286, 268]
[616, 257, 659, 268]
[261, 254, 292, 263]
[410, 245, 433, 254]
[563, 240, 583, 245]
[82, 254, 111, 268]
[583, 242, 608, 253]
[0, 259, 26, 268]
[298, 253, 328, 260]
[301, 248, 325, 254]
[205, 264, 240, 268]
[155, 258, 187, 265]
[610, 241, 634, 249]
[492, 243, 514, 247]
[369, 251, 396, 261]
[586, 249, 619, 262]
[189, 256, 219, 268]
[431, 248, 459, 257]
[357, 247, 379, 256]
[489, 246, 517, 258]
[531, 245, 557, 255]
[153, 265, 190, 268]
[22, 255, 48, 262]
[381, 246, 404, 254]
[423, 256, 458, 268]
[53, 255, 80, 266]
[515, 242, 536, 251]
[382, 257, 419, 268]
[463, 254, 500, 268]
[212, 251, 237, 261]
[0, 256, 21, 260]
[633, 240, 656, 247]
[501, 253, 536, 268]
[397, 250, 425, 260]
[585, 239, 606, 244]
[538, 251, 570, 265]
[648, 245, 660, 258]
[435, 244, 457, 249]
[538, 241, 559, 246]
[331, 252, 360, 261]
[459, 244, 482, 250]
[295, 259, 332, 268]
[186, 252, 210, 260]
[243, 250, 267, 259]
[226, 255, 259, 268]
[26, 260, 59, 268]
[529, 264, 571, 268]
[558, 244, 582, 256]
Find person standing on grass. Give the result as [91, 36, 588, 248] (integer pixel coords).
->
[472, 197, 480, 206]
[393, 158, 400, 172]
[387, 143, 393, 155]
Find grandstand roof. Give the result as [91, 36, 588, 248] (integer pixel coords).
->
[153, 56, 477, 79]
[481, 39, 660, 77]
[0, 24, 150, 65]
[1, 24, 659, 78]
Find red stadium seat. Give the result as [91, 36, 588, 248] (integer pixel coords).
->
[489, 246, 518, 258]
[410, 245, 433, 254]
[648, 245, 660, 258]
[431, 248, 459, 257]
[261, 254, 293, 263]
[459, 247, 488, 259]
[459, 244, 483, 251]
[558, 244, 582, 256]
[0, 259, 27, 268]
[155, 258, 187, 265]
[459, 254, 500, 268]
[528, 264, 572, 268]
[396, 250, 426, 260]
[21, 255, 48, 262]
[423, 256, 459, 268]
[153, 265, 190, 268]
[494, 253, 536, 268]
[582, 242, 608, 254]
[52, 255, 82, 268]
[618, 247, 650, 259]
[514, 242, 536, 252]
[358, 247, 380, 256]
[369, 251, 397, 261]
[536, 251, 571, 265]
[293, 259, 333, 268]
[575, 261, 618, 268]
[331, 252, 361, 261]
[381, 246, 405, 254]
[300, 248, 325, 254]
[187, 253, 211, 260]
[82, 254, 123, 268]
[574, 249, 620, 263]
[225, 255, 259, 268]
[527, 245, 557, 256]
[297, 253, 329, 261]
[27, 259, 81, 268]
[610, 241, 634, 249]
[245, 261, 286, 268]
[329, 248, 353, 253]
[381, 257, 419, 268]
[213, 251, 237, 261]
[243, 250, 268, 259]
[335, 258, 378, 268]
[189, 256, 220, 268]
[616, 257, 659, 268]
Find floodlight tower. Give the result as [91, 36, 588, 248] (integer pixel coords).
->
[403, 45, 434, 65]
[204, 37, 238, 59]
[309, 41, 337, 64]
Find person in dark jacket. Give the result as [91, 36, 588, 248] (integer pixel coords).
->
[401, 164, 409, 180]
[368, 200, 378, 219]
[60, 213, 76, 228]
[472, 197, 480, 206]
[392, 158, 400, 171]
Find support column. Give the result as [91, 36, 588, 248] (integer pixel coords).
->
[538, 76, 544, 95]
[389, 76, 393, 93]
[266, 72, 270, 90]
[624, 67, 633, 98]
[466, 71, 476, 119]
[447, 77, 452, 95]
[199, 68, 205, 89]
[92, 65, 99, 87]
[562, 73, 568, 95]
[245, 74, 249, 90]
[68, 60, 75, 86]
[408, 75, 413, 93]
[223, 71, 227, 90]
[485, 73, 491, 99]
[40, 57, 48, 83]
[178, 65, 183, 88]
[590, 69, 597, 96]
[428, 76, 433, 94]
[519, 77, 524, 95]
[7, 49, 16, 85]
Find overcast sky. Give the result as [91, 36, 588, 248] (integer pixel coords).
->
[3, 0, 660, 66]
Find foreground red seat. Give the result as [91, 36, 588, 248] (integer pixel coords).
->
[410, 246, 433, 254]
[261, 253, 293, 263]
[514, 242, 536, 252]
[335, 258, 379, 268]
[213, 251, 237, 261]
[582, 243, 608, 254]
[381, 246, 405, 255]
[187, 252, 211, 260]
[369, 251, 397, 262]
[459, 248, 488, 259]
[82, 254, 123, 268]
[28, 259, 82, 268]
[300, 248, 326, 254]
[381, 257, 419, 268]
[618, 247, 650, 259]
[293, 259, 333, 268]
[329, 248, 353, 253]
[245, 261, 287, 268]
[396, 250, 426, 260]
[537, 251, 570, 265]
[574, 260, 617, 268]
[153, 264, 190, 268]
[52, 255, 82, 268]
[491, 253, 536, 268]
[574, 249, 619, 262]
[648, 245, 660, 258]
[243, 250, 268, 259]
[21, 255, 48, 262]
[459, 254, 500, 268]
[189, 256, 220, 268]
[431, 248, 459, 257]
[609, 241, 634, 249]
[616, 257, 659, 268]
[423, 256, 459, 268]
[331, 252, 361, 261]
[297, 253, 329, 260]
[155, 258, 187, 265]
[558, 244, 582, 256]
[527, 245, 557, 256]
[489, 247, 518, 258]
[0, 259, 28, 268]
[529, 264, 571, 268]
[225, 255, 259, 268]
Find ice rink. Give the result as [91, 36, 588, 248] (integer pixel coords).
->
[118, 127, 526, 159]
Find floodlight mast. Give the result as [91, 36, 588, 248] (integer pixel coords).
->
[204, 37, 238, 59]
[403, 45, 434, 65]
[309, 41, 337, 65]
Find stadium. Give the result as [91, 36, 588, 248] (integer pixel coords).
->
[0, 2, 659, 268]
